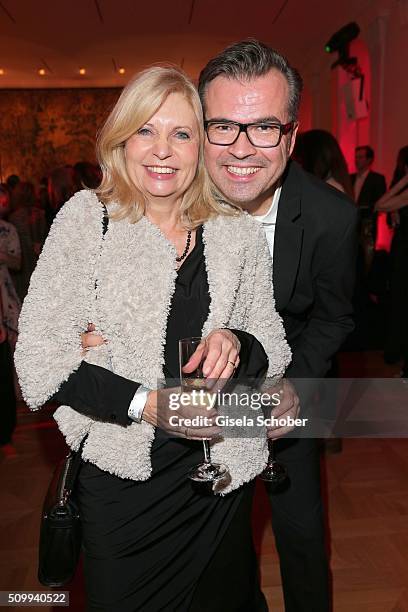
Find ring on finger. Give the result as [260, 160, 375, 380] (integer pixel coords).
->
[227, 360, 236, 368]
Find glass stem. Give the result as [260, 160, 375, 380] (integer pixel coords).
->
[203, 440, 211, 464]
[268, 438, 275, 460]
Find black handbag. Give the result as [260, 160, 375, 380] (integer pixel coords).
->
[38, 437, 86, 587]
[38, 203, 109, 587]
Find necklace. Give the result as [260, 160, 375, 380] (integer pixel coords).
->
[175, 230, 192, 263]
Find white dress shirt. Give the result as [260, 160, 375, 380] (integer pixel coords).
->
[251, 185, 282, 260]
[128, 385, 151, 422]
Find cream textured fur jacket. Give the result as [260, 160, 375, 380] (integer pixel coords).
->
[15, 190, 291, 494]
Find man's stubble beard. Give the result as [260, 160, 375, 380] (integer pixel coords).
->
[216, 173, 278, 214]
[212, 147, 293, 213]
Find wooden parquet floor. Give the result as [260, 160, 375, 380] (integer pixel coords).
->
[1, 352, 407, 611]
[256, 437, 408, 611]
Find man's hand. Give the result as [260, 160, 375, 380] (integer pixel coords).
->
[142, 387, 222, 440]
[182, 329, 241, 388]
[265, 379, 300, 440]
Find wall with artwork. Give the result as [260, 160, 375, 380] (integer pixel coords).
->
[0, 88, 121, 184]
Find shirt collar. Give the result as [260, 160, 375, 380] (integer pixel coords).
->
[356, 169, 370, 182]
[253, 185, 282, 225]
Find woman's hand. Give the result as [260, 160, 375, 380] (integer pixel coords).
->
[182, 329, 241, 387]
[81, 323, 107, 351]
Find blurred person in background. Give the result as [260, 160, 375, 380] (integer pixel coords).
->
[74, 161, 102, 190]
[9, 182, 39, 301]
[352, 145, 387, 204]
[0, 185, 21, 458]
[293, 129, 353, 197]
[36, 176, 52, 233]
[351, 146, 386, 276]
[6, 174, 20, 194]
[47, 165, 78, 224]
[30, 188, 48, 258]
[375, 146, 408, 378]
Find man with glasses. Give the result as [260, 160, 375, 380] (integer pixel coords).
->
[199, 40, 357, 611]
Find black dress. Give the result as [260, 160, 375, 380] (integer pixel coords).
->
[386, 205, 408, 370]
[75, 228, 267, 612]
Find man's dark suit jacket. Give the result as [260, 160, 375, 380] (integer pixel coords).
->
[275, 161, 358, 379]
[350, 170, 386, 210]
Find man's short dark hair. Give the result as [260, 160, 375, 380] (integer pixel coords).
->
[356, 145, 375, 161]
[198, 39, 303, 121]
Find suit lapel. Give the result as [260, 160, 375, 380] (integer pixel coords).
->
[273, 161, 304, 311]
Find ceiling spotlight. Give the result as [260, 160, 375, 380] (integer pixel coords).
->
[325, 22, 360, 70]
[325, 22, 360, 54]
[38, 68, 46, 76]
[0, 69, 5, 75]
[79, 68, 86, 75]
[118, 67, 126, 75]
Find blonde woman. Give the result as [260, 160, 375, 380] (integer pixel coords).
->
[15, 67, 291, 611]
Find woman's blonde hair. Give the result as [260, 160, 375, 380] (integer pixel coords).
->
[96, 65, 238, 227]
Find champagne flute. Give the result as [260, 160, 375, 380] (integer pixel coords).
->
[179, 337, 229, 483]
[259, 383, 288, 487]
[259, 438, 288, 488]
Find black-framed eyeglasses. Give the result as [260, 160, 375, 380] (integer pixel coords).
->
[204, 120, 296, 148]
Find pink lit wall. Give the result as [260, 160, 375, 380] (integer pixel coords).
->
[304, 1, 407, 184]
[332, 37, 391, 251]
[381, 6, 408, 183]
[335, 38, 371, 174]
[303, 2, 408, 252]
